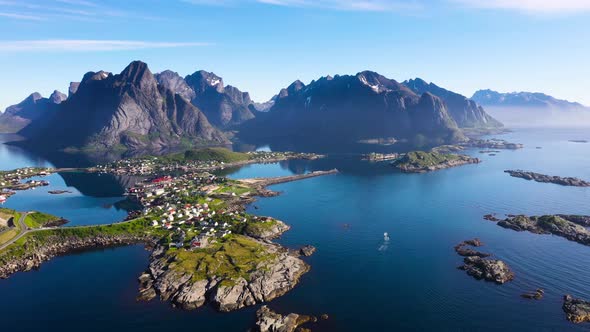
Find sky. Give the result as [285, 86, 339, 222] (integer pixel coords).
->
[0, 0, 589, 112]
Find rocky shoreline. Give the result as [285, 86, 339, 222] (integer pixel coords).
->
[137, 237, 309, 312]
[0, 233, 152, 279]
[491, 214, 590, 247]
[505, 170, 590, 187]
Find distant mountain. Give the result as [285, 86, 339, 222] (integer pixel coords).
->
[0, 91, 66, 133]
[471, 89, 590, 127]
[472, 89, 587, 110]
[403, 78, 502, 129]
[156, 70, 255, 128]
[250, 95, 277, 112]
[19, 61, 228, 152]
[238, 71, 467, 146]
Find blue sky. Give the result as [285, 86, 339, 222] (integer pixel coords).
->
[0, 0, 589, 111]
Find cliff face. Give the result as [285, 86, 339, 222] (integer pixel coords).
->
[156, 70, 255, 128]
[0, 91, 66, 133]
[185, 71, 255, 128]
[238, 71, 466, 145]
[403, 78, 502, 129]
[19, 61, 228, 151]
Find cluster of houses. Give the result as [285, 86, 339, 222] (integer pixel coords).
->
[123, 173, 246, 250]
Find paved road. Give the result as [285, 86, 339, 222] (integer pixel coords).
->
[0, 212, 30, 251]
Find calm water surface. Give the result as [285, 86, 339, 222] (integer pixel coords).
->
[1, 128, 590, 331]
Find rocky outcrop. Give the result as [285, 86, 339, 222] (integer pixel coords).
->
[460, 256, 514, 284]
[505, 170, 590, 187]
[521, 288, 544, 300]
[563, 295, 590, 323]
[138, 238, 309, 312]
[454, 239, 490, 257]
[454, 239, 514, 284]
[244, 219, 291, 240]
[299, 245, 316, 257]
[253, 305, 317, 332]
[0, 233, 151, 279]
[494, 215, 590, 247]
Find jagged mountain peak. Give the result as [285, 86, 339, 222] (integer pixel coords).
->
[49, 90, 67, 104]
[81, 70, 111, 84]
[116, 60, 158, 91]
[68, 82, 80, 97]
[186, 70, 224, 94]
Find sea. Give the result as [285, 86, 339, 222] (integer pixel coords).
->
[1, 127, 590, 331]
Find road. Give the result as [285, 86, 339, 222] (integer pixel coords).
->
[0, 212, 30, 251]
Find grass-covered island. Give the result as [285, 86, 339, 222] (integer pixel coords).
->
[0, 152, 337, 312]
[391, 151, 480, 173]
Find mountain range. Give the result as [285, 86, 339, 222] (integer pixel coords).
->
[238, 72, 502, 146]
[471, 89, 590, 127]
[1, 61, 505, 153]
[472, 89, 587, 111]
[17, 61, 227, 152]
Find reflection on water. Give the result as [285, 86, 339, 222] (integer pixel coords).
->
[1, 128, 590, 331]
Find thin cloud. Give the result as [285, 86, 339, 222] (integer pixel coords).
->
[184, 0, 423, 12]
[0, 0, 164, 22]
[55, 0, 98, 7]
[0, 40, 211, 52]
[0, 12, 43, 20]
[452, 0, 590, 13]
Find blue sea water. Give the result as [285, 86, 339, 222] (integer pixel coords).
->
[0, 135, 129, 225]
[2, 128, 590, 331]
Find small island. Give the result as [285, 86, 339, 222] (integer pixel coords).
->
[454, 239, 514, 284]
[391, 151, 480, 173]
[505, 170, 590, 187]
[254, 305, 324, 332]
[464, 138, 524, 150]
[486, 214, 590, 247]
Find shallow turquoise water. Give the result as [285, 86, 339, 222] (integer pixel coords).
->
[2, 128, 590, 331]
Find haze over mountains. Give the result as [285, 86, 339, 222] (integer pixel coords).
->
[0, 60, 508, 154]
[472, 89, 590, 127]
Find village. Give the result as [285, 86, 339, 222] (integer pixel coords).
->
[90, 149, 322, 176]
[0, 167, 54, 203]
[124, 169, 280, 251]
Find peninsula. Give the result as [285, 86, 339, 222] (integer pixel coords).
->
[0, 149, 338, 313]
